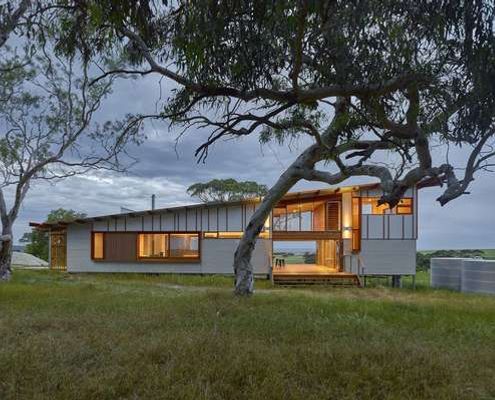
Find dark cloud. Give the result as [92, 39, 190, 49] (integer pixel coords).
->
[12, 76, 495, 250]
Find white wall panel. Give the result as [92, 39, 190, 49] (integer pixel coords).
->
[93, 220, 108, 231]
[217, 206, 227, 231]
[403, 216, 414, 239]
[227, 206, 243, 231]
[177, 210, 186, 231]
[359, 239, 416, 275]
[186, 208, 197, 231]
[388, 216, 402, 239]
[143, 215, 152, 231]
[126, 217, 142, 231]
[367, 215, 384, 239]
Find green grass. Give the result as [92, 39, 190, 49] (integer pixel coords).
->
[275, 254, 307, 264]
[1, 270, 495, 400]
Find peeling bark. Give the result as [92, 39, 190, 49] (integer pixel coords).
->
[0, 225, 13, 281]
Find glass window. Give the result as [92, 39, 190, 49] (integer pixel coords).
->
[361, 197, 413, 215]
[273, 207, 287, 231]
[139, 233, 169, 258]
[361, 197, 390, 214]
[286, 204, 301, 230]
[396, 198, 413, 214]
[92, 232, 104, 259]
[169, 233, 199, 258]
[300, 211, 313, 231]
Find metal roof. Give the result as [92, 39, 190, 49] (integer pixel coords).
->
[30, 181, 421, 230]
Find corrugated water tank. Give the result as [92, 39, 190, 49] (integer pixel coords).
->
[430, 258, 465, 291]
[461, 260, 495, 295]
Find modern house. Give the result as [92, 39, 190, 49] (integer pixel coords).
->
[31, 183, 421, 285]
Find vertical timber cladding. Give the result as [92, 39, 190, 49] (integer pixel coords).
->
[50, 231, 67, 270]
[104, 232, 137, 261]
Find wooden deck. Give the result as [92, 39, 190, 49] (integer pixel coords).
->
[273, 264, 361, 287]
[273, 263, 338, 275]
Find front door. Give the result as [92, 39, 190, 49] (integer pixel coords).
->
[50, 231, 67, 271]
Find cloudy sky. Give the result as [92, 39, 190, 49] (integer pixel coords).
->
[11, 75, 495, 251]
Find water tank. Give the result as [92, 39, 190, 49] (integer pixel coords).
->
[461, 260, 495, 295]
[430, 258, 465, 290]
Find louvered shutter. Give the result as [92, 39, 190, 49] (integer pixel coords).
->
[326, 201, 340, 231]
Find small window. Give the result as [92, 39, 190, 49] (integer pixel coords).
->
[203, 232, 219, 238]
[396, 198, 413, 214]
[92, 232, 104, 259]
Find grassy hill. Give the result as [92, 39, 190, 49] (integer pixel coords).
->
[1, 270, 494, 399]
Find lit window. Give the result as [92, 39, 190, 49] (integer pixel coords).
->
[203, 232, 219, 238]
[139, 233, 169, 258]
[169, 234, 199, 258]
[92, 232, 104, 259]
[396, 198, 413, 214]
[361, 197, 413, 215]
[204, 231, 269, 239]
[361, 197, 390, 215]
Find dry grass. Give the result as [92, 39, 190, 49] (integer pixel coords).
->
[1, 270, 494, 400]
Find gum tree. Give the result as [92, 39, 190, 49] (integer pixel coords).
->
[0, 3, 140, 280]
[61, 0, 495, 294]
[187, 179, 268, 203]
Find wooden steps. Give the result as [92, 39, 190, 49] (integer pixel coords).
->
[273, 273, 361, 287]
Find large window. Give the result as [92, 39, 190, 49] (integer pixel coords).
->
[91, 231, 200, 262]
[138, 233, 199, 260]
[273, 200, 336, 232]
[139, 233, 169, 258]
[169, 233, 199, 258]
[361, 197, 413, 215]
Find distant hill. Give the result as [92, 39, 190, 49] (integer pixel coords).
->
[417, 249, 495, 271]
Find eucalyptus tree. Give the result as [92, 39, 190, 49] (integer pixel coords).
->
[187, 179, 268, 203]
[20, 208, 87, 261]
[59, 0, 495, 294]
[0, 4, 140, 280]
[0, 0, 32, 48]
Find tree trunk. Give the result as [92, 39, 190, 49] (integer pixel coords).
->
[0, 226, 13, 281]
[233, 145, 321, 295]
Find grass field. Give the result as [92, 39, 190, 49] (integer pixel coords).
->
[1, 270, 495, 400]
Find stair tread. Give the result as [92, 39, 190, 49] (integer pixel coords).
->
[273, 274, 361, 287]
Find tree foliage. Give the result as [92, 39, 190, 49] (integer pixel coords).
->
[0, 1, 141, 280]
[53, 0, 495, 294]
[187, 178, 267, 203]
[20, 208, 86, 261]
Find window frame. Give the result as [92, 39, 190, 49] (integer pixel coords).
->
[361, 197, 414, 215]
[137, 231, 201, 262]
[90, 231, 201, 263]
[91, 232, 105, 260]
